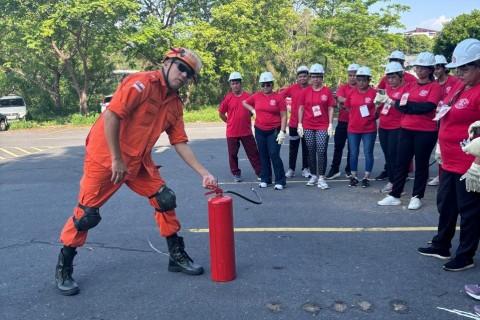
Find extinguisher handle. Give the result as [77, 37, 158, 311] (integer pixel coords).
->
[225, 188, 262, 205]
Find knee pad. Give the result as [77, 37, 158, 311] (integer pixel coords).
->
[150, 185, 177, 212]
[73, 204, 101, 231]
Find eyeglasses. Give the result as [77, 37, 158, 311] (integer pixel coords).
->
[175, 61, 194, 79]
[456, 63, 476, 75]
[310, 75, 323, 79]
[261, 82, 273, 87]
[356, 78, 369, 82]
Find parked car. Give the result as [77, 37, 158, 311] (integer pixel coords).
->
[0, 95, 28, 120]
[0, 113, 9, 131]
[100, 95, 113, 113]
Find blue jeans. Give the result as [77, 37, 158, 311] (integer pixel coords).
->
[347, 132, 376, 173]
[254, 126, 286, 185]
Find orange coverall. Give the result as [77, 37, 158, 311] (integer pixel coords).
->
[60, 71, 188, 247]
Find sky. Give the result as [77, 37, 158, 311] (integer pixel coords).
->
[371, 0, 479, 33]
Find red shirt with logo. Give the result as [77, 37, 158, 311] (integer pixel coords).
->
[438, 75, 462, 103]
[245, 92, 287, 131]
[345, 87, 378, 133]
[399, 81, 441, 132]
[218, 91, 253, 138]
[336, 83, 355, 122]
[377, 72, 417, 89]
[379, 84, 405, 130]
[439, 82, 480, 174]
[298, 86, 335, 130]
[281, 83, 309, 127]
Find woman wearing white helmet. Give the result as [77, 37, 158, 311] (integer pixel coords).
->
[377, 52, 441, 210]
[377, 62, 407, 194]
[297, 63, 336, 189]
[417, 38, 480, 274]
[281, 65, 311, 179]
[426, 55, 463, 187]
[345, 66, 378, 188]
[377, 50, 417, 90]
[243, 72, 287, 190]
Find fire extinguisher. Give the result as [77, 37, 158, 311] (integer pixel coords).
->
[205, 185, 261, 282]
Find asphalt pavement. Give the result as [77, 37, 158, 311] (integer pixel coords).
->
[0, 123, 478, 320]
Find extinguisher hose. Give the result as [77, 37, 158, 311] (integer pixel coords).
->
[224, 188, 262, 205]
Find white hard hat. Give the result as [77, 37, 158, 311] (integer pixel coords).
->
[296, 65, 309, 74]
[414, 52, 435, 66]
[309, 63, 325, 74]
[385, 62, 404, 74]
[259, 71, 274, 83]
[389, 50, 405, 61]
[356, 66, 372, 77]
[434, 55, 448, 65]
[228, 71, 242, 81]
[446, 38, 480, 68]
[347, 63, 360, 72]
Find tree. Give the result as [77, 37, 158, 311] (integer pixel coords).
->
[405, 35, 433, 55]
[433, 9, 480, 60]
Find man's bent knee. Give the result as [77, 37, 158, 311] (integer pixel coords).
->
[73, 204, 101, 231]
[150, 185, 177, 212]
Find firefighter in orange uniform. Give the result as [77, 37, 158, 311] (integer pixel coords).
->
[55, 48, 217, 296]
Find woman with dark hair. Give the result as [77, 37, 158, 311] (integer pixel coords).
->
[377, 52, 441, 210]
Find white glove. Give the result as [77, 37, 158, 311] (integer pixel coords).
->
[251, 109, 256, 117]
[435, 143, 442, 165]
[276, 130, 286, 145]
[462, 137, 480, 157]
[468, 121, 480, 139]
[374, 92, 392, 105]
[297, 123, 304, 138]
[327, 124, 335, 137]
[460, 162, 480, 192]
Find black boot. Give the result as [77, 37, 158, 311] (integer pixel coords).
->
[55, 247, 80, 295]
[166, 235, 204, 275]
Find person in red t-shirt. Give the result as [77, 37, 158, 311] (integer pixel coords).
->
[377, 62, 406, 194]
[377, 52, 441, 210]
[427, 55, 463, 186]
[280, 66, 311, 179]
[417, 38, 480, 273]
[219, 72, 261, 182]
[375, 50, 417, 181]
[325, 63, 359, 180]
[243, 72, 287, 190]
[297, 64, 336, 189]
[345, 66, 378, 188]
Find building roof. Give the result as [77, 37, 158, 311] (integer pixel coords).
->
[405, 27, 438, 33]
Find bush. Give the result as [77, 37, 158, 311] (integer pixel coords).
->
[69, 113, 100, 126]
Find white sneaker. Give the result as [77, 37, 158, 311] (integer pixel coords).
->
[428, 176, 440, 186]
[302, 168, 312, 178]
[285, 169, 295, 178]
[317, 177, 329, 189]
[377, 195, 401, 206]
[259, 182, 268, 188]
[306, 175, 318, 186]
[381, 182, 393, 194]
[408, 196, 422, 210]
[274, 184, 284, 190]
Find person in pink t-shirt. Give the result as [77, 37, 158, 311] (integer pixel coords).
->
[417, 39, 480, 274]
[243, 72, 287, 190]
[280, 65, 311, 179]
[325, 63, 358, 180]
[219, 72, 261, 182]
[297, 63, 336, 189]
[377, 52, 441, 210]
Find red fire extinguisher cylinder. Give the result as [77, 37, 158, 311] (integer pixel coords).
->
[208, 194, 236, 282]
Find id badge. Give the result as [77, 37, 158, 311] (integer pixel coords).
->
[359, 105, 370, 118]
[381, 103, 391, 115]
[399, 93, 409, 106]
[433, 105, 451, 121]
[312, 105, 321, 117]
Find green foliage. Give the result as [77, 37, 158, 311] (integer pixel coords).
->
[405, 35, 434, 55]
[69, 113, 100, 126]
[183, 105, 223, 123]
[433, 9, 480, 59]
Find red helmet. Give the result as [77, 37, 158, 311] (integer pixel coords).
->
[164, 48, 203, 76]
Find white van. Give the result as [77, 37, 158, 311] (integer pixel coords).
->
[0, 95, 28, 120]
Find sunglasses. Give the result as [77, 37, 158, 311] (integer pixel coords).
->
[261, 82, 273, 87]
[175, 61, 194, 79]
